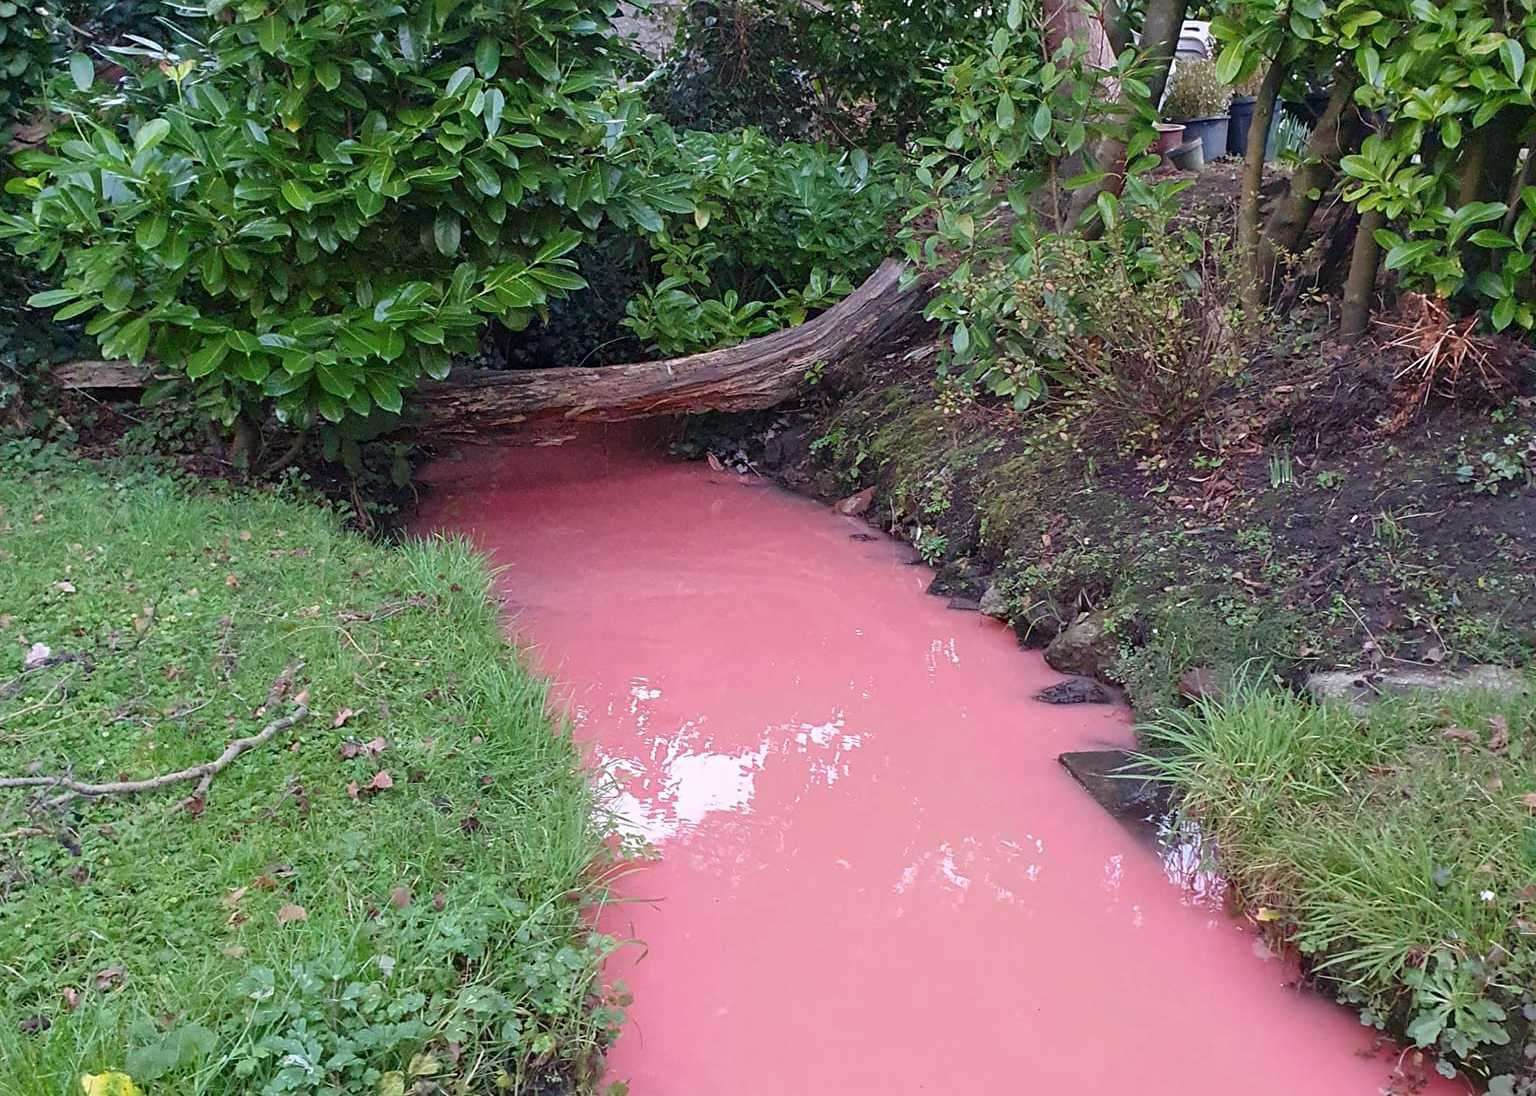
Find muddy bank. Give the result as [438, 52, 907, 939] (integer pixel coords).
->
[682, 338, 1536, 715]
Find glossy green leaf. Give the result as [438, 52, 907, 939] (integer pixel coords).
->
[69, 52, 94, 92]
[474, 35, 499, 78]
[433, 210, 461, 256]
[134, 118, 171, 154]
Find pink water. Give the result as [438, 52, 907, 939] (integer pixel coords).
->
[417, 428, 1456, 1096]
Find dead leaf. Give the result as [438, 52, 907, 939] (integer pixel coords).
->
[221, 945, 247, 959]
[1441, 726, 1480, 745]
[362, 737, 386, 757]
[332, 708, 358, 729]
[53, 580, 76, 594]
[1487, 715, 1510, 753]
[389, 886, 412, 909]
[833, 486, 875, 516]
[238, 530, 252, 542]
[275, 903, 307, 925]
[222, 886, 248, 910]
[22, 642, 51, 670]
[224, 573, 240, 589]
[432, 891, 446, 911]
[349, 770, 394, 800]
[705, 452, 725, 473]
[1521, 793, 1536, 811]
[61, 987, 80, 1011]
[460, 815, 482, 835]
[92, 967, 125, 992]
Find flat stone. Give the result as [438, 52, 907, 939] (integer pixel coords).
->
[978, 582, 1009, 620]
[1178, 666, 1224, 703]
[1304, 664, 1532, 710]
[1058, 750, 1169, 836]
[1034, 677, 1113, 705]
[946, 597, 982, 612]
[1043, 611, 1114, 677]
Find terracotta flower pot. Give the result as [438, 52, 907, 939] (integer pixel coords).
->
[1153, 122, 1186, 165]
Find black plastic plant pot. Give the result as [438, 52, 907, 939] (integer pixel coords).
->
[1228, 97, 1281, 159]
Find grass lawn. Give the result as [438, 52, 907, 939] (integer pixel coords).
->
[1142, 679, 1536, 1088]
[0, 459, 622, 1094]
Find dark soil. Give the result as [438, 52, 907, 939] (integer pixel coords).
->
[680, 310, 1536, 715]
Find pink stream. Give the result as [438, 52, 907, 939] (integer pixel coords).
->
[417, 428, 1458, 1096]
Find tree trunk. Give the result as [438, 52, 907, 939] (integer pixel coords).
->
[1063, 0, 1188, 230]
[1456, 108, 1528, 282]
[1138, 0, 1191, 110]
[1256, 62, 1367, 283]
[1239, 57, 1288, 317]
[1341, 208, 1385, 337]
[51, 260, 935, 439]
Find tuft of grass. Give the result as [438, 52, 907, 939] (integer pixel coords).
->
[1140, 675, 1536, 1083]
[0, 464, 622, 1093]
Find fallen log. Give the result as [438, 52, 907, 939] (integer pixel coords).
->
[49, 259, 935, 437]
[416, 259, 932, 436]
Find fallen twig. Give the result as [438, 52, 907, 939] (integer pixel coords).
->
[0, 702, 308, 808]
[2, 663, 309, 810]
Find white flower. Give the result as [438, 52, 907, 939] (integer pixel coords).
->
[1480, 890, 1497, 903]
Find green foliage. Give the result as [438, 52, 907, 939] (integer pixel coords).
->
[2, 0, 667, 443]
[647, 0, 821, 140]
[1455, 430, 1536, 492]
[1141, 679, 1536, 1081]
[794, 0, 1016, 142]
[901, 13, 1161, 408]
[1217, 0, 1536, 332]
[0, 0, 51, 137]
[0, 464, 622, 1093]
[621, 127, 899, 354]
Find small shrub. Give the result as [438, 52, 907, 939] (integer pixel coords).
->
[1002, 214, 1246, 441]
[1161, 56, 1232, 120]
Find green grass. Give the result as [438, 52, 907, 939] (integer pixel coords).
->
[0, 463, 622, 1094]
[1140, 677, 1536, 1085]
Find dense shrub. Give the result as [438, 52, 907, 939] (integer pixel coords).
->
[647, 0, 822, 140]
[621, 126, 900, 354]
[902, 10, 1160, 408]
[1, 0, 678, 454]
[0, 0, 50, 139]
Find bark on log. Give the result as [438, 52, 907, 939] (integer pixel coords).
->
[416, 259, 931, 436]
[49, 259, 934, 438]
